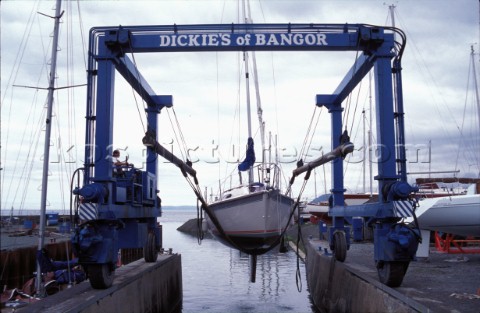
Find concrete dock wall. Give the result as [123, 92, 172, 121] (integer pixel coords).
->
[16, 254, 182, 313]
[305, 239, 429, 313]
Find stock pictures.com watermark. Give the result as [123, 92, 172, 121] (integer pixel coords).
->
[47, 140, 433, 168]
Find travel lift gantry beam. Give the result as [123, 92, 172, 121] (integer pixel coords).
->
[72, 23, 419, 289]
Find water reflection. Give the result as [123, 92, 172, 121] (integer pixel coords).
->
[161, 210, 318, 313]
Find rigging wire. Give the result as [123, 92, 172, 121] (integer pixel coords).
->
[1, 0, 41, 210]
[348, 80, 363, 137]
[216, 50, 222, 195]
[192, 2, 307, 278]
[53, 91, 67, 213]
[305, 107, 323, 161]
[65, 0, 88, 179]
[3, 9, 59, 213]
[298, 107, 318, 161]
[343, 87, 369, 179]
[284, 169, 313, 292]
[3, 91, 41, 211]
[173, 110, 192, 160]
[5, 0, 93, 215]
[124, 46, 148, 134]
[50, 0, 83, 214]
[65, 0, 75, 177]
[123, 45, 200, 204]
[218, 49, 244, 182]
[212, 50, 246, 193]
[342, 52, 354, 128]
[456, 50, 480, 175]
[342, 49, 361, 134]
[387, 10, 460, 151]
[16, 104, 46, 211]
[8, 1, 90, 214]
[74, 0, 88, 71]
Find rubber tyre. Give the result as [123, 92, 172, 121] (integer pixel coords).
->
[333, 231, 347, 262]
[44, 280, 60, 295]
[377, 261, 409, 287]
[89, 264, 114, 289]
[144, 232, 158, 263]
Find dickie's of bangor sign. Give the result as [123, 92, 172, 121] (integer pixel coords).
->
[158, 33, 328, 47]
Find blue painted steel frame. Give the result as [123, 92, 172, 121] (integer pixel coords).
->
[315, 31, 418, 263]
[78, 22, 418, 274]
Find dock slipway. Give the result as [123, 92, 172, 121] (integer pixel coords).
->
[6, 225, 480, 313]
[9, 253, 182, 313]
[297, 225, 480, 313]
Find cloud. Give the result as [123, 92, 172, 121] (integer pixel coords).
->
[1, 0, 478, 212]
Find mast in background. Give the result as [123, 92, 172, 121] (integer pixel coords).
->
[471, 44, 480, 178]
[36, 0, 63, 296]
[471, 45, 480, 134]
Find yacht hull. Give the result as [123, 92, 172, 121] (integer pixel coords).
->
[415, 194, 480, 237]
[206, 189, 294, 254]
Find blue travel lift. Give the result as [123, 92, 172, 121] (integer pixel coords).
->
[71, 23, 419, 289]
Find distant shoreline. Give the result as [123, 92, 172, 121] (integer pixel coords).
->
[0, 206, 197, 217]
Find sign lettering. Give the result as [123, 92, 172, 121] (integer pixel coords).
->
[158, 33, 328, 48]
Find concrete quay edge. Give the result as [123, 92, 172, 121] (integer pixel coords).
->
[13, 253, 182, 313]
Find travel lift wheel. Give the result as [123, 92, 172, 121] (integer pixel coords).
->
[144, 232, 158, 262]
[89, 264, 114, 289]
[377, 261, 409, 287]
[333, 230, 347, 262]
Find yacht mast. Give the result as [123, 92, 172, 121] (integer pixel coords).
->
[471, 45, 480, 131]
[471, 45, 480, 178]
[242, 1, 253, 141]
[241, 0, 254, 185]
[244, 0, 267, 183]
[36, 0, 63, 295]
[362, 109, 366, 193]
[389, 4, 396, 31]
[248, 37, 266, 166]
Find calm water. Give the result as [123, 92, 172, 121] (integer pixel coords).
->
[161, 209, 318, 313]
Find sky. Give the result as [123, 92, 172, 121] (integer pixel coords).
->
[1, 0, 479, 213]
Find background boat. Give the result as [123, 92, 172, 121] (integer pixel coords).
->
[407, 46, 480, 240]
[413, 189, 480, 237]
[304, 193, 375, 222]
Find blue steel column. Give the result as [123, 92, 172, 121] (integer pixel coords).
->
[329, 104, 346, 207]
[373, 57, 398, 201]
[145, 106, 161, 248]
[329, 103, 346, 234]
[393, 59, 407, 182]
[84, 36, 100, 184]
[145, 108, 159, 181]
[94, 59, 116, 183]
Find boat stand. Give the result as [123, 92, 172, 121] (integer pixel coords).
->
[435, 232, 480, 254]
